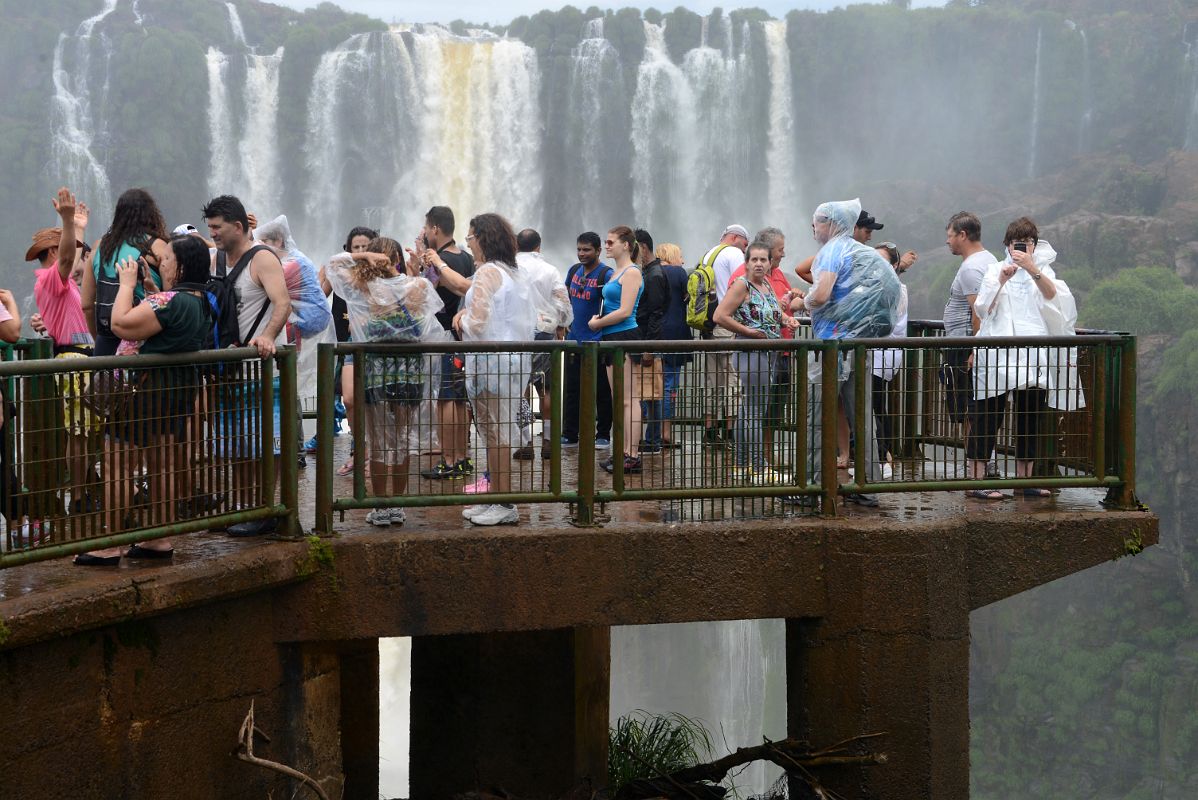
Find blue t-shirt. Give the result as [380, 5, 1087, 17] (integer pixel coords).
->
[601, 267, 641, 336]
[567, 262, 613, 342]
[810, 238, 855, 340]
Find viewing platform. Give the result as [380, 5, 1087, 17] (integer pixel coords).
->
[0, 330, 1156, 800]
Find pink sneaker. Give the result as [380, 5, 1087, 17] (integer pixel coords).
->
[464, 475, 490, 494]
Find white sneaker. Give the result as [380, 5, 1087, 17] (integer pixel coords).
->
[882, 463, 894, 480]
[366, 508, 403, 527]
[462, 504, 486, 520]
[469, 504, 519, 526]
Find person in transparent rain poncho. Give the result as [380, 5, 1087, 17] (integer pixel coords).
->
[255, 215, 334, 461]
[452, 213, 536, 527]
[801, 198, 901, 508]
[324, 238, 447, 526]
[968, 216, 1083, 500]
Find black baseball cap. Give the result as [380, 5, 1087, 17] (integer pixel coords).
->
[856, 210, 884, 231]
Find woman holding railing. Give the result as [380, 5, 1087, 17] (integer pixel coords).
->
[969, 217, 1083, 500]
[74, 233, 215, 565]
[324, 238, 445, 528]
[713, 240, 800, 482]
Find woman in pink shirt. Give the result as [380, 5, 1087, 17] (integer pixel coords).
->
[26, 188, 100, 513]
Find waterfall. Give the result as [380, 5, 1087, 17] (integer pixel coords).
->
[50, 0, 119, 222]
[206, 2, 283, 217]
[226, 2, 247, 47]
[1184, 27, 1198, 151]
[583, 16, 604, 39]
[611, 620, 786, 795]
[1027, 27, 1043, 179]
[763, 20, 797, 222]
[1078, 27, 1093, 153]
[301, 26, 542, 258]
[562, 32, 623, 234]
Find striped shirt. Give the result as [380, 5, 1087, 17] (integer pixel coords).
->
[943, 250, 997, 337]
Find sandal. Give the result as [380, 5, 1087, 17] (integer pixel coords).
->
[967, 489, 1008, 501]
[336, 457, 353, 477]
[1020, 488, 1052, 497]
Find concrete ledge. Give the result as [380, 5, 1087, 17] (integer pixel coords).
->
[0, 510, 1158, 651]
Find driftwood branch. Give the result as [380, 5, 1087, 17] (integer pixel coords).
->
[614, 733, 887, 800]
[233, 701, 331, 800]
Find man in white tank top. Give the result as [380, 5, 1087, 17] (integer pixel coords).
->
[203, 195, 292, 537]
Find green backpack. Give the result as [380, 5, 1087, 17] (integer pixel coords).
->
[685, 244, 729, 332]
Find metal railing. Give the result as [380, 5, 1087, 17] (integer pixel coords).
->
[313, 330, 1137, 532]
[0, 345, 300, 567]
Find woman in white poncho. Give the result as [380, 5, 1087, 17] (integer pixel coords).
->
[453, 213, 535, 527]
[325, 238, 446, 526]
[969, 216, 1084, 500]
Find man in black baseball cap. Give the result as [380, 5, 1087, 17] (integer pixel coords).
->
[854, 210, 884, 244]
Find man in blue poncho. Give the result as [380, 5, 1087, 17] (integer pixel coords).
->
[802, 198, 902, 508]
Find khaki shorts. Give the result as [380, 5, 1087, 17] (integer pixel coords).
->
[632, 358, 664, 401]
[56, 352, 101, 437]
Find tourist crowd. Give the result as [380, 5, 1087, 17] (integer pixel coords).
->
[4, 184, 1083, 558]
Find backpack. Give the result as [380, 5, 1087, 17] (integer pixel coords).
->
[94, 238, 160, 340]
[685, 244, 729, 333]
[206, 244, 273, 349]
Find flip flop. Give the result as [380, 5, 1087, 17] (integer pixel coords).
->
[336, 458, 354, 477]
[967, 489, 1008, 501]
[74, 552, 121, 566]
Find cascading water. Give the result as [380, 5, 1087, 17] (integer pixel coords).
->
[763, 19, 798, 223]
[206, 2, 283, 217]
[226, 1, 248, 47]
[50, 0, 119, 225]
[1183, 25, 1198, 151]
[632, 21, 757, 250]
[562, 24, 625, 235]
[301, 26, 542, 257]
[1077, 27, 1093, 154]
[1027, 27, 1043, 179]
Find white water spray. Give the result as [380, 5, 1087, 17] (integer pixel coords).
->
[226, 2, 247, 47]
[763, 20, 797, 221]
[1027, 27, 1043, 179]
[50, 0, 119, 222]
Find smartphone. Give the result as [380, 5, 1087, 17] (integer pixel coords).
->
[1012, 242, 1028, 253]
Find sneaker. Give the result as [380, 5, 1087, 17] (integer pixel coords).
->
[844, 493, 880, 508]
[513, 445, 535, 460]
[881, 463, 894, 480]
[732, 466, 754, 483]
[366, 508, 399, 527]
[640, 442, 662, 455]
[303, 435, 319, 454]
[470, 503, 519, 526]
[464, 475, 491, 494]
[421, 460, 455, 480]
[757, 466, 785, 485]
[600, 456, 615, 473]
[453, 457, 474, 477]
[623, 455, 643, 474]
[462, 504, 486, 520]
[560, 436, 579, 448]
[595, 437, 611, 449]
[782, 494, 821, 509]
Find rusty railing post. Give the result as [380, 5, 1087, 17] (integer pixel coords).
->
[820, 342, 839, 516]
[315, 343, 336, 536]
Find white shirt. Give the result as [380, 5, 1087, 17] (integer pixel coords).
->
[703, 243, 746, 302]
[516, 251, 574, 334]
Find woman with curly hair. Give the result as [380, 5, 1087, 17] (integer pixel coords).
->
[324, 237, 445, 527]
[453, 213, 535, 527]
[81, 188, 170, 356]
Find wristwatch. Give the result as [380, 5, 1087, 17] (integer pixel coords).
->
[1032, 272, 1043, 281]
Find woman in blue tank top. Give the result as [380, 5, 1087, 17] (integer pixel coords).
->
[587, 226, 644, 472]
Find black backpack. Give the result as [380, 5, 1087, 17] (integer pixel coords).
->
[206, 244, 273, 349]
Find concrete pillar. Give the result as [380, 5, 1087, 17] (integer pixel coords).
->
[409, 626, 610, 799]
[280, 643, 346, 800]
[339, 640, 380, 800]
[785, 533, 971, 799]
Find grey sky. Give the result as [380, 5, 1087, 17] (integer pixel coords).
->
[271, 0, 947, 26]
